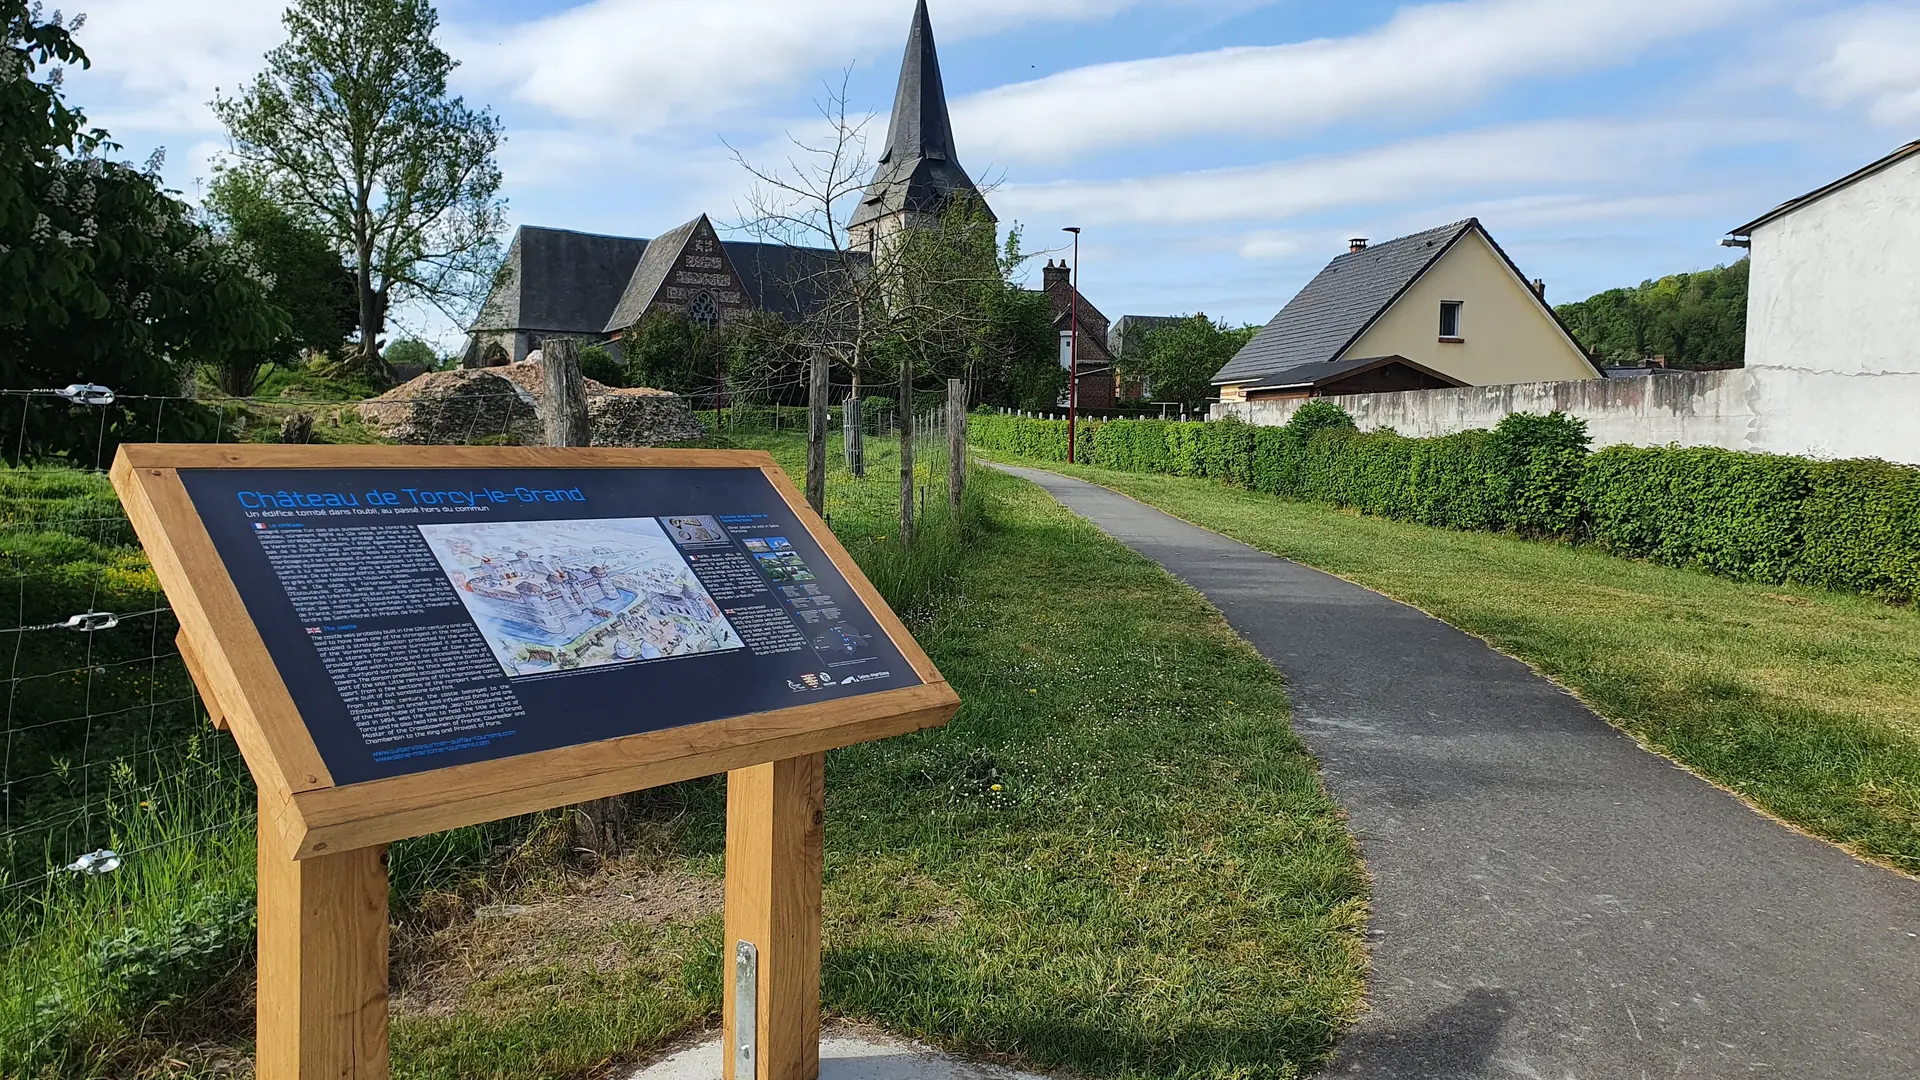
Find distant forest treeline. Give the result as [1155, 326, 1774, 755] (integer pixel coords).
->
[1554, 259, 1748, 369]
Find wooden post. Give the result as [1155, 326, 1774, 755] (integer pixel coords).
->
[805, 349, 828, 514]
[542, 337, 591, 448]
[256, 791, 389, 1080]
[897, 352, 914, 545]
[724, 753, 825, 1080]
[946, 378, 965, 515]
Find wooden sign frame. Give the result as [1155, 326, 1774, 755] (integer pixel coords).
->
[111, 443, 958, 858]
[110, 443, 961, 1080]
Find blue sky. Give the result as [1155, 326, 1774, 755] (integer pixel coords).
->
[59, 0, 1920, 351]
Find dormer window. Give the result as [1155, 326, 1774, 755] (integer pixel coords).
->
[1439, 300, 1464, 341]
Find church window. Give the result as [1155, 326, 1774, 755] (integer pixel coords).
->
[688, 290, 721, 329]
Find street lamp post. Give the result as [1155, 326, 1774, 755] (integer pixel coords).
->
[1064, 226, 1080, 463]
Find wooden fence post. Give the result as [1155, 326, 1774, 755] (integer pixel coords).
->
[542, 338, 590, 449]
[946, 378, 965, 515]
[806, 349, 827, 514]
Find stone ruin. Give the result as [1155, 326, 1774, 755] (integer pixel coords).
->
[357, 361, 708, 446]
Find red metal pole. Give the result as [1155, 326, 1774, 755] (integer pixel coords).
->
[1065, 227, 1080, 463]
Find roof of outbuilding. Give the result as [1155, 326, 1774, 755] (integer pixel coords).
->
[1213, 221, 1474, 386]
[470, 226, 651, 335]
[1729, 140, 1920, 237]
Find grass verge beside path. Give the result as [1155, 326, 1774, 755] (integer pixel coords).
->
[3, 443, 1368, 1079]
[996, 457, 1920, 876]
[391, 446, 1372, 1079]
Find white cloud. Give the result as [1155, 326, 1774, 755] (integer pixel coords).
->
[63, 0, 284, 134]
[453, 0, 1171, 135]
[1797, 5, 1920, 124]
[953, 0, 1757, 162]
[995, 118, 1792, 226]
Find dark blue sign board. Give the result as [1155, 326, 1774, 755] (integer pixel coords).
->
[180, 466, 922, 787]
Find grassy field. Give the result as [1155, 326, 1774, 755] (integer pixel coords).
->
[990, 458, 1920, 876]
[5, 436, 1370, 1080]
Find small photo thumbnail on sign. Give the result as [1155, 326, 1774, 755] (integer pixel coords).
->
[742, 538, 771, 553]
[753, 550, 816, 583]
[742, 536, 793, 555]
[661, 515, 728, 547]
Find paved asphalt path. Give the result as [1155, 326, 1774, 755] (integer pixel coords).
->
[994, 464, 1920, 1080]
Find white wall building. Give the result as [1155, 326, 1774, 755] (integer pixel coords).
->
[1216, 142, 1920, 465]
[1733, 140, 1920, 377]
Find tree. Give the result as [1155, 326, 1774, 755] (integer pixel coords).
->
[215, 0, 505, 381]
[381, 337, 437, 373]
[1118, 314, 1257, 412]
[622, 309, 722, 396]
[1555, 260, 1748, 368]
[204, 170, 356, 353]
[0, 3, 286, 460]
[732, 75, 1045, 532]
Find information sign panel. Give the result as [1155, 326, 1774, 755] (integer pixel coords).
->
[111, 445, 959, 858]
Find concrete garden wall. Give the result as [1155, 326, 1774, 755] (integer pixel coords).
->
[1213, 367, 1920, 465]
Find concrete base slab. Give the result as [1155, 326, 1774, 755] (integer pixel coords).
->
[627, 1028, 1053, 1080]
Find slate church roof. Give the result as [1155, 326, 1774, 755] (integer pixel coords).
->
[850, 0, 993, 231]
[469, 223, 858, 338]
[1213, 221, 1477, 387]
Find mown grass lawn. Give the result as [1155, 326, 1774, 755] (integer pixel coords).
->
[990, 458, 1920, 876]
[389, 443, 1368, 1080]
[3, 436, 1371, 1079]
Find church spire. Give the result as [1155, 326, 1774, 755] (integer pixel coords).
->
[849, 1, 993, 247]
[879, 0, 956, 166]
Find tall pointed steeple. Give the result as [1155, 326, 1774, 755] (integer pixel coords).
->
[849, 1, 993, 250]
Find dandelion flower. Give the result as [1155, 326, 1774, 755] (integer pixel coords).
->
[990, 783, 1003, 792]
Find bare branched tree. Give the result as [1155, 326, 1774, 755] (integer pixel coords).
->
[731, 73, 1019, 539]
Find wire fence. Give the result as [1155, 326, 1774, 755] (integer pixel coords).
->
[0, 371, 972, 1075]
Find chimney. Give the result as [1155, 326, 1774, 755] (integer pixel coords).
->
[1348, 238, 1368, 253]
[1042, 259, 1071, 291]
[1531, 278, 1546, 300]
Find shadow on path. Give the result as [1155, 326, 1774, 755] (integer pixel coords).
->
[994, 464, 1920, 1080]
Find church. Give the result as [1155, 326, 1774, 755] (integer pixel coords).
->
[463, 0, 995, 369]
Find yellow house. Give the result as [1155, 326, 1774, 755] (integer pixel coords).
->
[1213, 219, 1601, 402]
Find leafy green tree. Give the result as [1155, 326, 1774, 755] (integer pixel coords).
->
[1556, 260, 1748, 368]
[0, 3, 285, 459]
[215, 0, 505, 380]
[381, 337, 438, 374]
[622, 309, 722, 396]
[204, 170, 356, 353]
[1118, 314, 1258, 412]
[576, 343, 623, 387]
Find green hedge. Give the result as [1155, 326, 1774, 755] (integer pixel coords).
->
[966, 410, 1920, 603]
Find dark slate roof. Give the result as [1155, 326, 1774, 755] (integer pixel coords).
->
[1240, 354, 1465, 391]
[470, 226, 649, 334]
[850, 0, 994, 229]
[1213, 221, 1473, 386]
[724, 241, 864, 321]
[473, 221, 858, 336]
[604, 216, 704, 332]
[1729, 139, 1920, 236]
